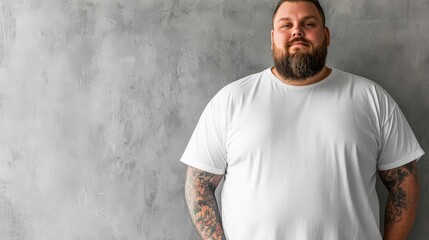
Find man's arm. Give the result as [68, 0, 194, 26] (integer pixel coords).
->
[185, 166, 225, 240]
[378, 160, 420, 240]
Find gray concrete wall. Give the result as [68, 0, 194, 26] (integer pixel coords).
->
[0, 0, 427, 239]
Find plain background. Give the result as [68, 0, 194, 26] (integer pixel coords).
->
[0, 0, 428, 239]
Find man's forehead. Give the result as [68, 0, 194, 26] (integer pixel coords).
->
[274, 2, 322, 22]
[277, 15, 319, 23]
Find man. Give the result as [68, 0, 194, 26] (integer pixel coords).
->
[181, 0, 425, 239]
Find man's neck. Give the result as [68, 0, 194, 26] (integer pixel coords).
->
[271, 66, 332, 86]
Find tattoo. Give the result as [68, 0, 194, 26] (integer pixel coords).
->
[185, 167, 224, 240]
[378, 161, 417, 229]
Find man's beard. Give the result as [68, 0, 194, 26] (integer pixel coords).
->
[272, 38, 328, 81]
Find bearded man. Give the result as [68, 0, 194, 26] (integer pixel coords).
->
[181, 0, 424, 239]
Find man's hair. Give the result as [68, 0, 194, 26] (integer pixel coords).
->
[272, 0, 326, 26]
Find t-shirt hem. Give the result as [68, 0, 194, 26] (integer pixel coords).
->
[377, 149, 425, 170]
[180, 159, 226, 175]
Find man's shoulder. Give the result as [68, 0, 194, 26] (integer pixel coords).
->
[216, 69, 268, 97]
[333, 68, 396, 107]
[332, 68, 389, 93]
[333, 68, 378, 86]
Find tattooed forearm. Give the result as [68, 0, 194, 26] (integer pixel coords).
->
[378, 160, 419, 237]
[384, 187, 407, 226]
[185, 166, 225, 240]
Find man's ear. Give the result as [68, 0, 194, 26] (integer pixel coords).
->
[324, 26, 330, 47]
[271, 29, 274, 50]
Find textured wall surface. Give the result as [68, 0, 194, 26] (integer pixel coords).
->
[0, 0, 427, 239]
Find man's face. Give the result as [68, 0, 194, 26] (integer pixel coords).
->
[271, 1, 330, 80]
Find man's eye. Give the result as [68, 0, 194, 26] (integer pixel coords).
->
[283, 24, 291, 28]
[305, 23, 315, 27]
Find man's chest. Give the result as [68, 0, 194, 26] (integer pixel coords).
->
[224, 95, 380, 175]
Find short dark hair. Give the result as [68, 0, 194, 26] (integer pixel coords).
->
[272, 0, 326, 26]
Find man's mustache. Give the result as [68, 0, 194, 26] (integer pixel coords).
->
[287, 38, 310, 47]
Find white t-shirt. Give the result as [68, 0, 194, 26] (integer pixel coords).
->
[180, 67, 425, 240]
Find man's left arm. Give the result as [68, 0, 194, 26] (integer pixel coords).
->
[378, 160, 420, 240]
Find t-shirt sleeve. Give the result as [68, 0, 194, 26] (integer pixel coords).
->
[377, 103, 425, 170]
[180, 91, 229, 175]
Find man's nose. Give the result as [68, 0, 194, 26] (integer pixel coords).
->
[292, 27, 304, 37]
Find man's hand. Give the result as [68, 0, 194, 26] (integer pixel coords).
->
[185, 166, 225, 240]
[378, 160, 420, 240]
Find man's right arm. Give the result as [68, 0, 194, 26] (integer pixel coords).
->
[185, 166, 225, 240]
